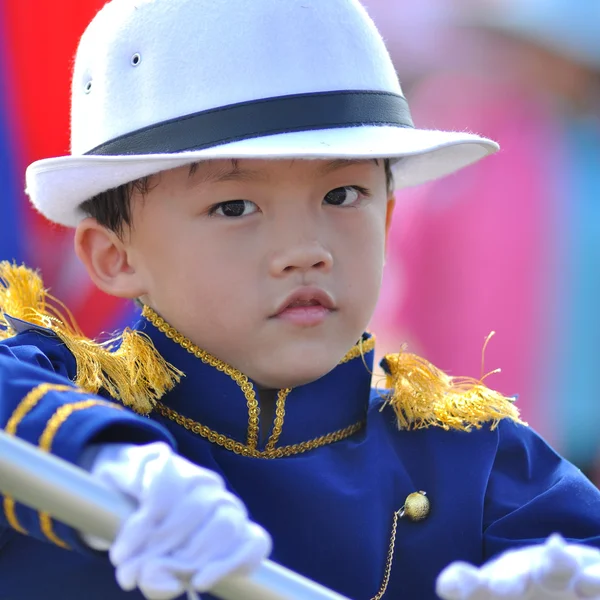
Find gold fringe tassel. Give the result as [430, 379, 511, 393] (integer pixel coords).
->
[0, 262, 182, 414]
[381, 348, 523, 432]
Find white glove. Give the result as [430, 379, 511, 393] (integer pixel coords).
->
[437, 534, 600, 600]
[80, 442, 272, 600]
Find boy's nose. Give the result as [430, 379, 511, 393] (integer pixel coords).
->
[269, 241, 333, 277]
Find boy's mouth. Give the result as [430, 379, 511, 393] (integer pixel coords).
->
[271, 288, 336, 327]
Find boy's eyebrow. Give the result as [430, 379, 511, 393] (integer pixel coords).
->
[190, 160, 268, 185]
[190, 158, 378, 185]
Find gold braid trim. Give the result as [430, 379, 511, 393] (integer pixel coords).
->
[0, 262, 183, 414]
[2, 498, 26, 535]
[5, 383, 75, 436]
[3, 383, 75, 535]
[155, 401, 364, 459]
[143, 306, 263, 448]
[381, 349, 523, 432]
[340, 335, 375, 364]
[143, 306, 374, 450]
[265, 388, 292, 451]
[38, 399, 123, 549]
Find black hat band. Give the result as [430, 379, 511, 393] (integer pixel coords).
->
[85, 90, 414, 156]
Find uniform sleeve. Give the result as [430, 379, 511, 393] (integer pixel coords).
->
[483, 419, 600, 559]
[0, 329, 176, 552]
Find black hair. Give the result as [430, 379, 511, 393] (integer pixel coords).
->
[80, 159, 395, 236]
[383, 159, 394, 195]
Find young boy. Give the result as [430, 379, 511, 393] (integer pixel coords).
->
[1, 1, 600, 599]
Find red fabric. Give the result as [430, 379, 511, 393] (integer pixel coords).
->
[4, 0, 131, 337]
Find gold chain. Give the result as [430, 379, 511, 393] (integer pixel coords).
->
[143, 307, 261, 449]
[155, 401, 363, 459]
[370, 509, 402, 600]
[265, 388, 292, 451]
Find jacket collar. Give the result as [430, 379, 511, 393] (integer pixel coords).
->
[137, 307, 375, 456]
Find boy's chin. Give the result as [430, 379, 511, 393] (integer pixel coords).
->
[240, 335, 368, 389]
[250, 358, 340, 390]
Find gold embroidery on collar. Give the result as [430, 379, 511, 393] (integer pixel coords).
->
[155, 401, 363, 459]
[143, 306, 262, 449]
[340, 335, 375, 364]
[265, 388, 292, 451]
[38, 398, 123, 549]
[2, 383, 75, 535]
[143, 306, 374, 452]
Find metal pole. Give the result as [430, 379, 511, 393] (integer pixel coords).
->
[0, 431, 349, 600]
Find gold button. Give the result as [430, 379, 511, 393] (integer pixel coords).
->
[400, 491, 430, 522]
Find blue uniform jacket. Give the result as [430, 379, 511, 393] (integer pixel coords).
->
[1, 308, 600, 600]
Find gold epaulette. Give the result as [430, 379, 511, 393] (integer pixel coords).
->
[380, 347, 523, 432]
[0, 261, 182, 414]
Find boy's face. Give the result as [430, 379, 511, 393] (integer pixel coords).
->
[115, 159, 392, 388]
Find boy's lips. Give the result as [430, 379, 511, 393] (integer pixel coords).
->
[271, 288, 336, 327]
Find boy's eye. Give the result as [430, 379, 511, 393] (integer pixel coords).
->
[323, 186, 363, 207]
[211, 200, 258, 218]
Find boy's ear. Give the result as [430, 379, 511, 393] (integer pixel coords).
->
[74, 218, 147, 299]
